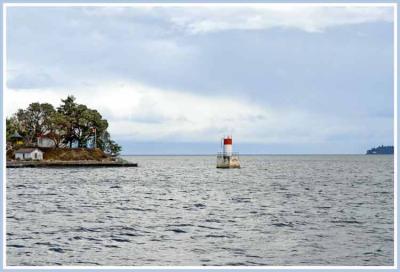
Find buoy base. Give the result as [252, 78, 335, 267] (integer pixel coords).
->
[216, 155, 240, 168]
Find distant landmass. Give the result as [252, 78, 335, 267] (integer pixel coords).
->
[366, 145, 394, 155]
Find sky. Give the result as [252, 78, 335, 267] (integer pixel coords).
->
[5, 4, 395, 154]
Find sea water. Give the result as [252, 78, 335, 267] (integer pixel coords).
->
[6, 155, 394, 266]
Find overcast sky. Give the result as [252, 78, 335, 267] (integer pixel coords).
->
[5, 5, 394, 154]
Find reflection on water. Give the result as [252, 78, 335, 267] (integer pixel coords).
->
[7, 155, 394, 266]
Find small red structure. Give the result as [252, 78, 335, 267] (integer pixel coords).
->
[217, 136, 240, 168]
[223, 136, 233, 156]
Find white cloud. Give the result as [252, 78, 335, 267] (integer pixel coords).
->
[165, 6, 393, 34]
[7, 80, 382, 145]
[67, 6, 394, 34]
[6, 82, 269, 142]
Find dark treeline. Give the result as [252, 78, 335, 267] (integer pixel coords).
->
[6, 95, 121, 155]
[366, 145, 394, 155]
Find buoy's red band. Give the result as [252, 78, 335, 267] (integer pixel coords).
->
[223, 138, 232, 145]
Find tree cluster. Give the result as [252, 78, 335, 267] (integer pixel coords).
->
[6, 95, 122, 155]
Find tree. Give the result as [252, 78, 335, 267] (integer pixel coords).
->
[106, 140, 122, 156]
[6, 116, 20, 142]
[46, 112, 68, 147]
[78, 108, 108, 148]
[57, 95, 79, 148]
[7, 95, 122, 154]
[74, 105, 108, 148]
[100, 131, 122, 156]
[57, 96, 109, 148]
[13, 102, 56, 145]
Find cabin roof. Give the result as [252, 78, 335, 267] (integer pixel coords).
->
[15, 148, 42, 154]
[11, 131, 23, 139]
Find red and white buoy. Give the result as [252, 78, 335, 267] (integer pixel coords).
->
[217, 135, 240, 168]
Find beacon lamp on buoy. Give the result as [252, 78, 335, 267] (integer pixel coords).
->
[217, 136, 240, 168]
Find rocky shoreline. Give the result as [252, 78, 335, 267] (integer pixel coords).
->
[6, 160, 138, 168]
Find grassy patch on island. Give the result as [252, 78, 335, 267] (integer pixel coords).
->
[41, 148, 110, 161]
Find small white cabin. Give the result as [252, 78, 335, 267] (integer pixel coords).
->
[15, 148, 44, 160]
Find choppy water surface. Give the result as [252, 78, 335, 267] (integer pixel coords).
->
[7, 155, 394, 266]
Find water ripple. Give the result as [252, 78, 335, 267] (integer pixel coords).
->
[6, 155, 394, 266]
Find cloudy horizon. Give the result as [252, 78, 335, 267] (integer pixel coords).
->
[5, 5, 395, 154]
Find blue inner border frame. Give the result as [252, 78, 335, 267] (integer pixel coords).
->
[0, 1, 398, 271]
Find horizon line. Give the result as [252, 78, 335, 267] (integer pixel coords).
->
[119, 153, 380, 156]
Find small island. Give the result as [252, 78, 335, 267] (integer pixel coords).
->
[366, 145, 394, 155]
[6, 96, 137, 168]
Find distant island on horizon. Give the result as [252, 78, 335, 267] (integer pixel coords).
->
[366, 145, 394, 155]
